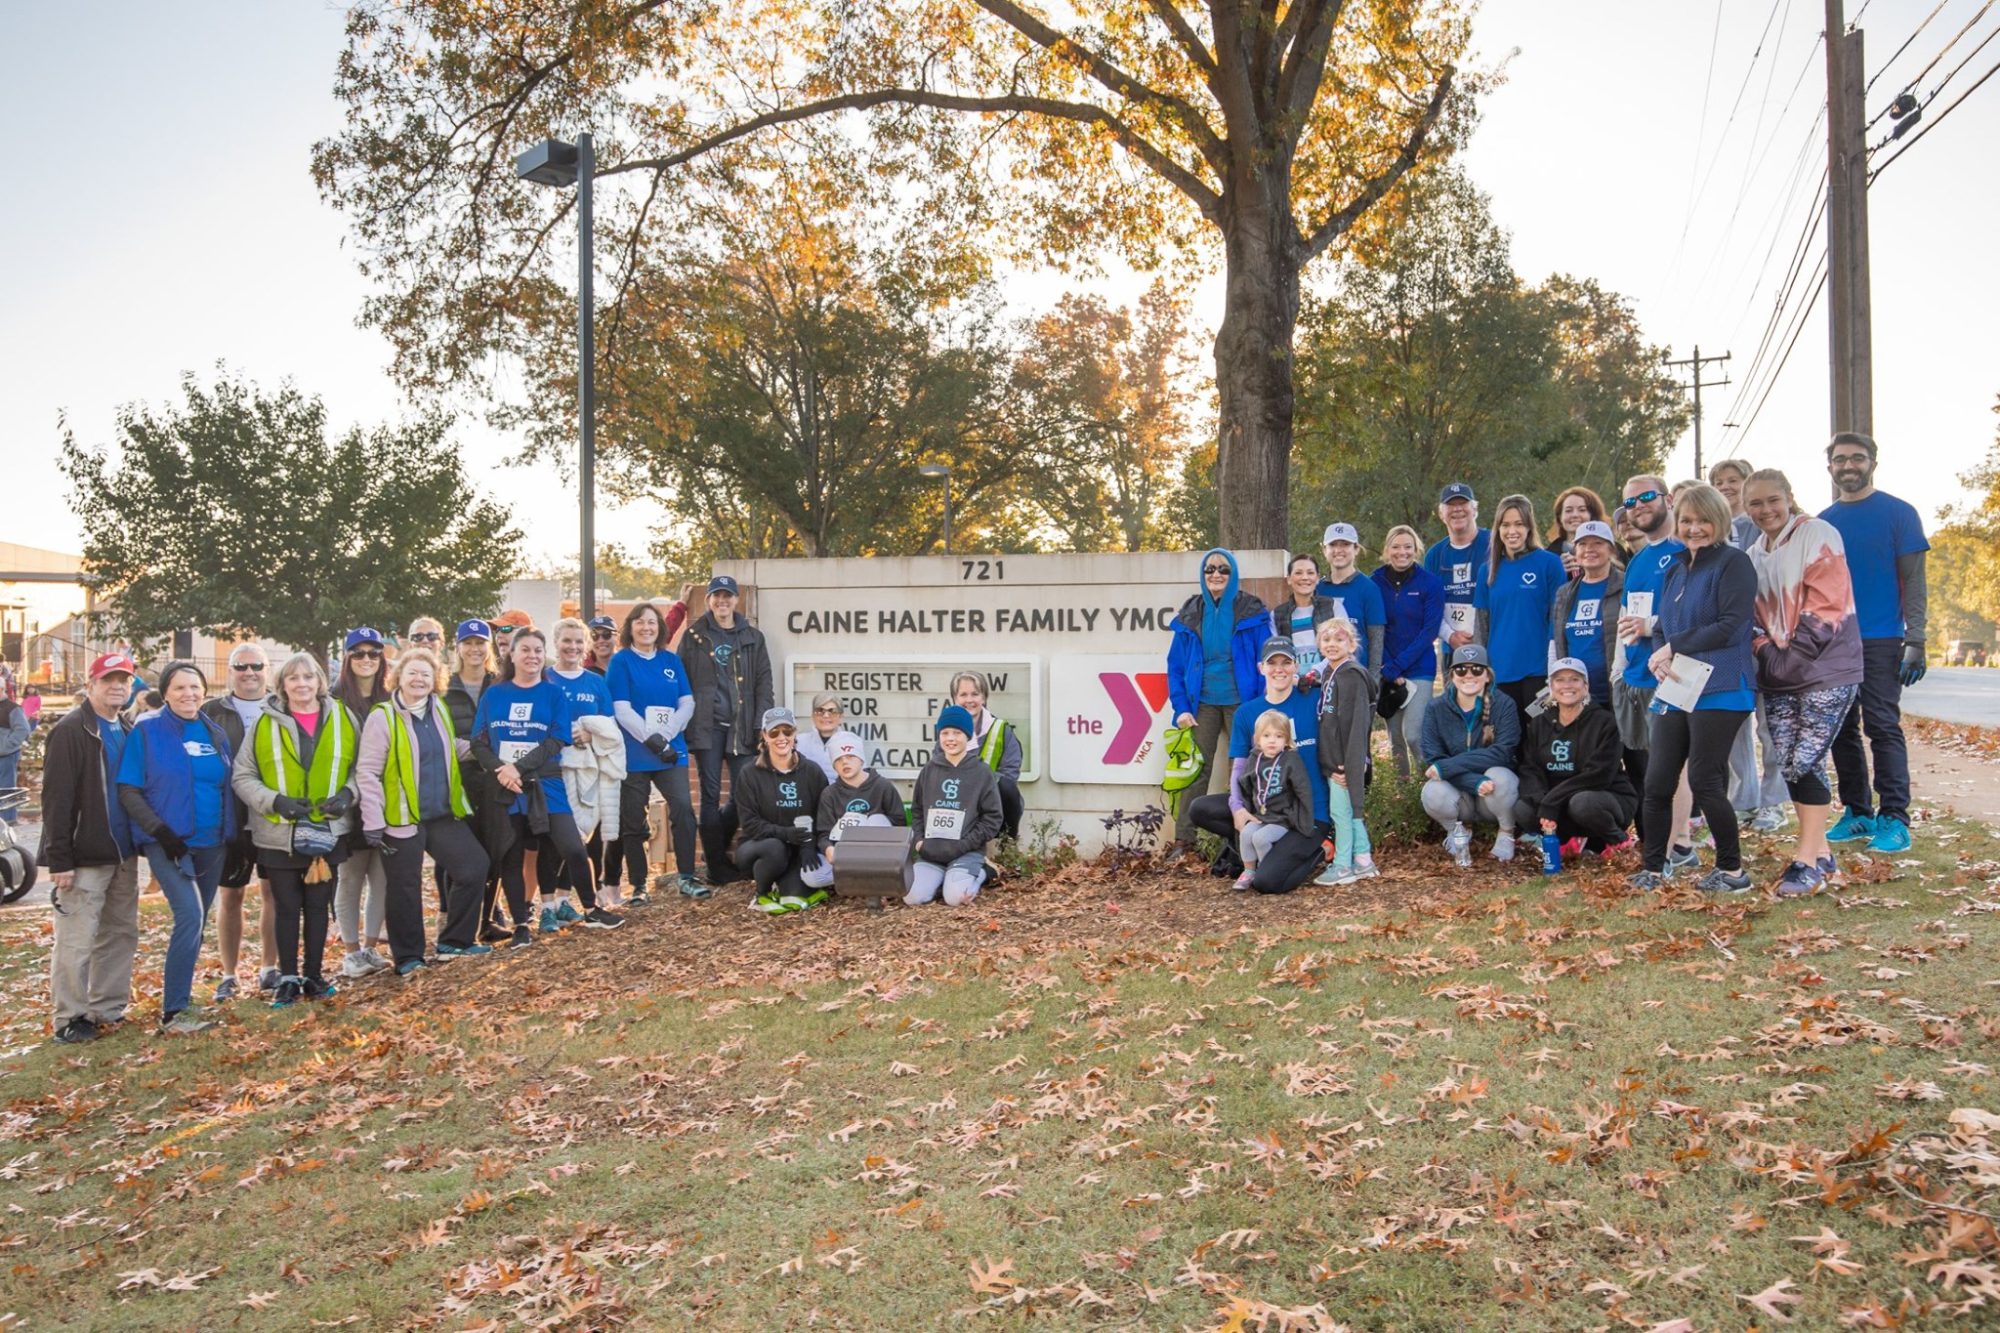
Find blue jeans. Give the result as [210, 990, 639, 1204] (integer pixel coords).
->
[0, 750, 18, 822]
[146, 843, 226, 1016]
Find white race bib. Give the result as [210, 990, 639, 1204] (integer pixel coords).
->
[644, 705, 674, 729]
[498, 740, 535, 765]
[925, 808, 965, 840]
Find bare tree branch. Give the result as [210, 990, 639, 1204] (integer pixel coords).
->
[603, 88, 1223, 223]
[1276, 0, 1343, 125]
[1300, 65, 1454, 261]
[1141, 0, 1217, 77]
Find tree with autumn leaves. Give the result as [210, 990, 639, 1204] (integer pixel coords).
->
[315, 0, 1478, 551]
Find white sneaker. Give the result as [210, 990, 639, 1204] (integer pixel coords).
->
[360, 948, 392, 975]
[339, 951, 374, 980]
[1491, 832, 1516, 862]
[1349, 862, 1381, 882]
[1313, 864, 1346, 886]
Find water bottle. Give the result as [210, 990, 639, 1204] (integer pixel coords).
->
[1540, 832, 1563, 876]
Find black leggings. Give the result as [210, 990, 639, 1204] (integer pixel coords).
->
[736, 836, 818, 897]
[267, 865, 334, 982]
[1787, 769, 1832, 806]
[1185, 792, 1326, 895]
[1499, 676, 1545, 717]
[1623, 747, 1650, 841]
[1643, 708, 1750, 872]
[504, 812, 594, 917]
[385, 817, 490, 961]
[620, 767, 697, 887]
[1511, 791, 1636, 845]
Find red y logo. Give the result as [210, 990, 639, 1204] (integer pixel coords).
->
[1100, 672, 1169, 763]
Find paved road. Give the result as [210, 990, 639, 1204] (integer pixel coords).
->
[1904, 667, 2000, 728]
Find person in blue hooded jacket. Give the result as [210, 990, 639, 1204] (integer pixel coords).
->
[1371, 524, 1445, 779]
[1166, 548, 1267, 843]
[116, 661, 235, 1035]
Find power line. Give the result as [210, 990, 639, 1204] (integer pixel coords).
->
[1675, 0, 1729, 259]
[1730, 255, 1829, 448]
[1721, 169, 1827, 423]
[1669, 0, 1788, 280]
[1869, 50, 2000, 177]
[1871, 18, 2000, 148]
[1865, 0, 1950, 95]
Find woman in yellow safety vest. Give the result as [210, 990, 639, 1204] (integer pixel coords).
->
[354, 646, 493, 976]
[229, 651, 359, 1007]
[933, 670, 1025, 841]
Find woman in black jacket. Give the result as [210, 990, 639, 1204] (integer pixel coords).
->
[681, 575, 774, 884]
[732, 708, 830, 914]
[1513, 658, 1637, 858]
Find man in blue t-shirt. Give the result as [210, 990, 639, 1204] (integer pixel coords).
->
[1818, 432, 1929, 854]
[1422, 483, 1491, 674]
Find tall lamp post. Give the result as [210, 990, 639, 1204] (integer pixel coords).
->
[919, 462, 953, 553]
[514, 133, 597, 618]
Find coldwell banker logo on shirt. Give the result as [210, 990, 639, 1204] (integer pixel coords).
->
[1048, 654, 1174, 784]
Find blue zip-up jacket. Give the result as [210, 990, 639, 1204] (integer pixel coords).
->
[1420, 688, 1521, 796]
[115, 709, 237, 848]
[1167, 550, 1268, 720]
[1372, 564, 1445, 682]
[1652, 542, 1759, 710]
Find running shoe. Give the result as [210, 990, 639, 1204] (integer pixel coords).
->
[538, 906, 561, 935]
[1666, 844, 1701, 878]
[751, 894, 788, 914]
[1749, 807, 1787, 833]
[339, 950, 375, 980]
[1817, 853, 1840, 881]
[679, 874, 712, 900]
[258, 967, 280, 994]
[510, 925, 534, 949]
[161, 1008, 218, 1034]
[1348, 862, 1381, 882]
[802, 889, 832, 908]
[396, 958, 427, 978]
[1627, 869, 1669, 892]
[436, 942, 494, 958]
[1559, 837, 1585, 861]
[1312, 863, 1348, 887]
[53, 1017, 100, 1045]
[214, 975, 241, 1002]
[1775, 860, 1824, 898]
[1490, 832, 1516, 863]
[1827, 808, 1876, 843]
[303, 977, 337, 1002]
[1697, 867, 1753, 894]
[360, 948, 392, 975]
[1232, 870, 1256, 893]
[271, 977, 303, 1008]
[581, 907, 626, 929]
[777, 894, 810, 913]
[480, 921, 515, 944]
[553, 900, 582, 924]
[1596, 834, 1636, 860]
[626, 888, 651, 907]
[1866, 819, 1912, 854]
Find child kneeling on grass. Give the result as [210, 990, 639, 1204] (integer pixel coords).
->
[1314, 618, 1380, 886]
[908, 706, 1002, 906]
[1232, 709, 1316, 892]
[815, 730, 909, 887]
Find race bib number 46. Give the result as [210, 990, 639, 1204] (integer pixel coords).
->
[498, 740, 535, 765]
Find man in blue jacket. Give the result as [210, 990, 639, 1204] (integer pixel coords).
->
[1166, 548, 1267, 844]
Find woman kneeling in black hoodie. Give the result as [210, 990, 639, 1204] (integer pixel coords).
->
[1513, 657, 1637, 859]
[735, 708, 832, 914]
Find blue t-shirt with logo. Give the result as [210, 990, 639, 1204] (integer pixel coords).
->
[1423, 530, 1492, 612]
[1474, 548, 1566, 684]
[1312, 573, 1386, 667]
[472, 677, 574, 816]
[1820, 491, 1928, 641]
[607, 646, 692, 772]
[549, 667, 613, 721]
[1564, 578, 1612, 704]
[1620, 538, 1686, 689]
[1227, 687, 1328, 823]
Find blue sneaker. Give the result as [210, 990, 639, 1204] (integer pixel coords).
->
[1817, 853, 1839, 881]
[1627, 870, 1669, 892]
[1697, 867, 1753, 894]
[1866, 818, 1912, 854]
[1776, 860, 1824, 898]
[1665, 844, 1701, 878]
[553, 900, 582, 924]
[538, 906, 561, 934]
[396, 958, 427, 978]
[436, 942, 494, 958]
[1827, 808, 1875, 843]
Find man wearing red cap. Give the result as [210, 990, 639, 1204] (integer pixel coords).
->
[44, 653, 145, 1044]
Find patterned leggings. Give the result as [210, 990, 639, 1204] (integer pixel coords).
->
[1766, 685, 1859, 806]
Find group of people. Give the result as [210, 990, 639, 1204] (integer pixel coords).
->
[41, 574, 1026, 1043]
[1169, 433, 1928, 899]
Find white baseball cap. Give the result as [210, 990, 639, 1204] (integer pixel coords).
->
[1574, 520, 1616, 545]
[827, 730, 866, 762]
[1550, 657, 1590, 680]
[1321, 522, 1359, 545]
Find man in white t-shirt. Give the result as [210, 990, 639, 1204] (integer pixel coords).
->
[199, 644, 278, 999]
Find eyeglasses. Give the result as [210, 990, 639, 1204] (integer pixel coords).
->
[233, 663, 266, 673]
[1203, 564, 1231, 575]
[409, 632, 442, 643]
[1829, 453, 1871, 467]
[813, 706, 841, 715]
[1620, 490, 1663, 510]
[350, 649, 384, 661]
[1451, 664, 1488, 677]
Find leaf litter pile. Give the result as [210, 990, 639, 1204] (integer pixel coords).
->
[3, 813, 2000, 1331]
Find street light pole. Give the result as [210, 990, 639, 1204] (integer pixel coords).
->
[514, 133, 597, 619]
[919, 463, 952, 553]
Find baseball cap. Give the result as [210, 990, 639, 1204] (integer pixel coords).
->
[1321, 522, 1360, 545]
[490, 609, 532, 631]
[707, 574, 740, 596]
[760, 706, 797, 733]
[1450, 644, 1491, 669]
[827, 730, 866, 763]
[89, 651, 139, 682]
[588, 614, 616, 632]
[1550, 656, 1590, 680]
[1439, 482, 1476, 505]
[455, 618, 492, 642]
[1574, 520, 1616, 545]
[344, 626, 385, 652]
[1259, 635, 1299, 663]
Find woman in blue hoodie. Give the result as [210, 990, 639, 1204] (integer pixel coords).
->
[1165, 548, 1267, 842]
[116, 661, 235, 1035]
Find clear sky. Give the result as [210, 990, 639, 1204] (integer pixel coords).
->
[3, 0, 1993, 616]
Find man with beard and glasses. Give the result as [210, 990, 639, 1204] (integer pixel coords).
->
[1613, 475, 1695, 868]
[1818, 432, 1929, 855]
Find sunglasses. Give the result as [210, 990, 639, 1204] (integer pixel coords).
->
[1451, 664, 1488, 677]
[591, 629, 615, 638]
[1620, 490, 1663, 510]
[350, 649, 384, 660]
[409, 632, 442, 643]
[766, 726, 797, 738]
[1203, 564, 1231, 575]
[233, 663, 266, 673]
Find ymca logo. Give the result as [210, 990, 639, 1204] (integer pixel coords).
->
[1098, 671, 1171, 764]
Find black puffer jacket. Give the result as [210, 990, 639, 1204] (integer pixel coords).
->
[681, 613, 774, 755]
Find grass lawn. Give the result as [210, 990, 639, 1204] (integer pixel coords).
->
[2, 804, 1998, 1331]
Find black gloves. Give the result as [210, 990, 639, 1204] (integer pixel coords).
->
[273, 795, 313, 821]
[319, 789, 354, 818]
[643, 735, 677, 764]
[783, 824, 813, 846]
[1900, 642, 1927, 687]
[154, 829, 189, 860]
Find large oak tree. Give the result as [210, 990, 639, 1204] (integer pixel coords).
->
[315, 0, 1476, 551]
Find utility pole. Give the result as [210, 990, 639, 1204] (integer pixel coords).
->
[1665, 345, 1732, 476]
[1825, 0, 1873, 436]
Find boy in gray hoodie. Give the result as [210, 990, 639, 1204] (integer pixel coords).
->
[908, 706, 1002, 907]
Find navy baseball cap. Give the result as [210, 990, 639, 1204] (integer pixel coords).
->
[1439, 482, 1475, 505]
[707, 574, 740, 596]
[1259, 636, 1298, 663]
[343, 626, 385, 652]
[587, 614, 616, 632]
[455, 618, 492, 642]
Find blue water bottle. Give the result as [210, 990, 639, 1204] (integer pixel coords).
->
[1540, 832, 1563, 876]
